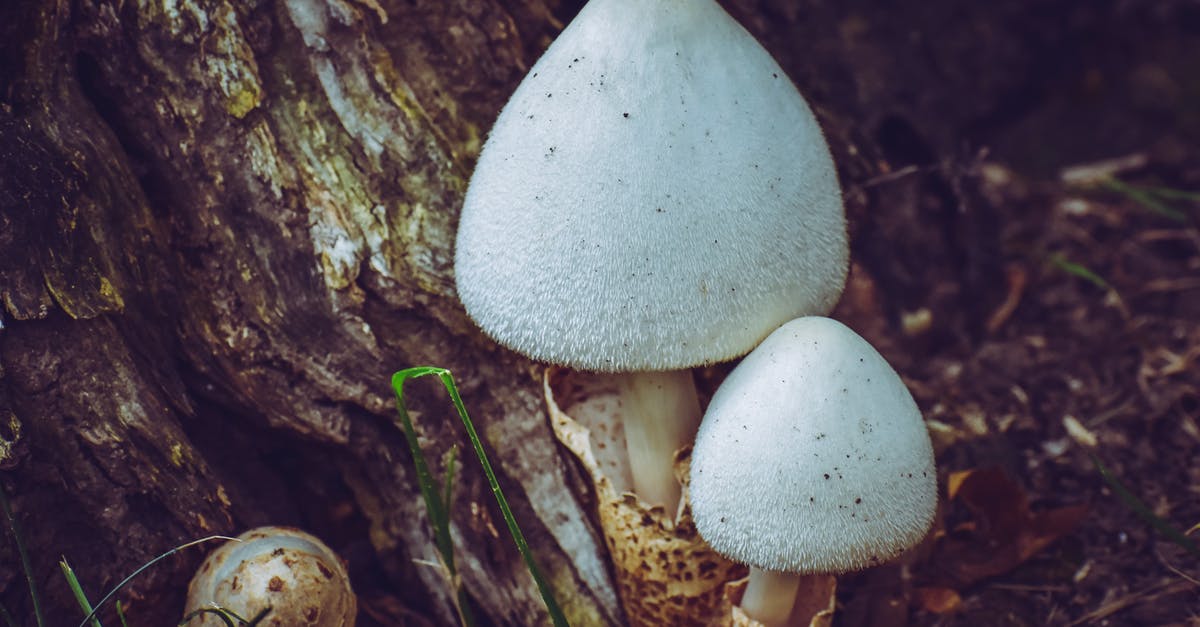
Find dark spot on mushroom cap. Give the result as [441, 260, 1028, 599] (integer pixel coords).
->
[318, 562, 334, 579]
[268, 575, 285, 592]
[304, 606, 320, 622]
[823, 473, 830, 480]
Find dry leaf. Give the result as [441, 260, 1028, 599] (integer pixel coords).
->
[914, 586, 962, 614]
[935, 467, 1087, 585]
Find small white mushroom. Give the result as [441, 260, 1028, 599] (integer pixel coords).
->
[184, 526, 355, 627]
[690, 317, 937, 625]
[455, 0, 847, 514]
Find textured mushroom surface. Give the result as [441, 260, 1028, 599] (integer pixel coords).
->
[455, 0, 846, 372]
[690, 317, 937, 573]
[184, 526, 355, 627]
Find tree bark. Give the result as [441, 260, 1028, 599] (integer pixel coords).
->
[0, 0, 1063, 624]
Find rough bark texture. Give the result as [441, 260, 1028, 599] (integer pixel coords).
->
[2, 0, 1188, 625]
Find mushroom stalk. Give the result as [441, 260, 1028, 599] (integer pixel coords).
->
[741, 568, 802, 627]
[615, 370, 702, 514]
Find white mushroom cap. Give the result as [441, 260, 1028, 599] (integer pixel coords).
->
[455, 0, 847, 372]
[690, 317, 937, 573]
[184, 526, 356, 626]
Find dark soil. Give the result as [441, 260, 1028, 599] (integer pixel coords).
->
[823, 1, 1200, 621]
[847, 165, 1200, 626]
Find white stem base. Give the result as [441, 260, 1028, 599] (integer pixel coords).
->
[742, 567, 802, 627]
[617, 370, 702, 515]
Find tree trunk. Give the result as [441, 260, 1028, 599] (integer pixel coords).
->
[4, 0, 1109, 623]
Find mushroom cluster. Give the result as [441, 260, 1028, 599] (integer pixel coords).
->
[455, 0, 847, 514]
[690, 317, 937, 625]
[184, 526, 356, 627]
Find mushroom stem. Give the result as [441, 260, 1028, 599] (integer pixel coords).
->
[616, 369, 702, 514]
[741, 567, 802, 627]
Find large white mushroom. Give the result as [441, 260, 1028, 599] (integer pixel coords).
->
[455, 0, 847, 514]
[690, 317, 937, 626]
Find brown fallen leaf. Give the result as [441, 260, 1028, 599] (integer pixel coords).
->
[913, 586, 962, 614]
[934, 467, 1088, 585]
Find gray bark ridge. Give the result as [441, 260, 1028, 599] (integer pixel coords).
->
[2, 0, 619, 624]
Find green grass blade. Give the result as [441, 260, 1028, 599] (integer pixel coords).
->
[76, 535, 238, 627]
[179, 608, 239, 627]
[442, 445, 459, 523]
[430, 368, 569, 627]
[1101, 178, 1190, 222]
[390, 368, 476, 627]
[390, 370, 456, 565]
[439, 446, 473, 627]
[115, 601, 129, 627]
[394, 368, 572, 626]
[246, 607, 273, 626]
[60, 558, 102, 627]
[1049, 253, 1112, 291]
[1137, 184, 1200, 202]
[0, 485, 45, 627]
[181, 605, 274, 627]
[1090, 453, 1200, 557]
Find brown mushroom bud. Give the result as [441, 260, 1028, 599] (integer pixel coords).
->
[184, 526, 356, 627]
